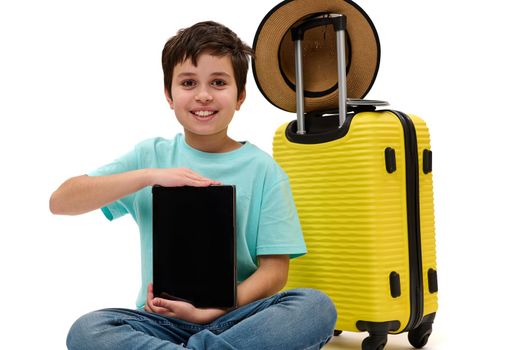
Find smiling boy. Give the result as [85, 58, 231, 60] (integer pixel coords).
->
[50, 21, 336, 349]
[169, 54, 244, 153]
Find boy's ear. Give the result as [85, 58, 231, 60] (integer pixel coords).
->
[164, 89, 174, 110]
[236, 89, 246, 111]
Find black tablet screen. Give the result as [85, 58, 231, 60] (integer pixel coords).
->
[152, 185, 236, 308]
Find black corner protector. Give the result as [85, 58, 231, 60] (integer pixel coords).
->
[423, 149, 432, 174]
[428, 268, 438, 294]
[421, 313, 436, 324]
[385, 147, 396, 173]
[356, 320, 401, 334]
[389, 271, 401, 298]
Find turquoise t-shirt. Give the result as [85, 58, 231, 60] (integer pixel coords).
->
[88, 134, 306, 308]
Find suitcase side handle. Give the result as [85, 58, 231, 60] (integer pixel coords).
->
[291, 14, 348, 134]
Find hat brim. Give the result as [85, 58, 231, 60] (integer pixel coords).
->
[252, 0, 380, 113]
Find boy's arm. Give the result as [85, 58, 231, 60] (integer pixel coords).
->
[49, 168, 220, 215]
[236, 254, 289, 306]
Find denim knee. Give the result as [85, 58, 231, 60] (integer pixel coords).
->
[293, 288, 337, 335]
[66, 310, 106, 350]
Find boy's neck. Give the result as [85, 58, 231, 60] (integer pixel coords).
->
[184, 132, 241, 153]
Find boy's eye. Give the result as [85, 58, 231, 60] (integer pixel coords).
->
[181, 80, 196, 88]
[211, 79, 226, 87]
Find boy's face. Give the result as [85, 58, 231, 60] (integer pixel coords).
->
[165, 53, 245, 140]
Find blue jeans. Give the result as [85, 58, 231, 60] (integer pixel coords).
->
[67, 288, 337, 350]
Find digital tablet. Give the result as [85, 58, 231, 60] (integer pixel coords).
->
[152, 185, 237, 308]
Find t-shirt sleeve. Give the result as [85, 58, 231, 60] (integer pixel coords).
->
[87, 147, 139, 221]
[256, 176, 307, 259]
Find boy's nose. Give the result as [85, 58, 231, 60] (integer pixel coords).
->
[195, 89, 213, 103]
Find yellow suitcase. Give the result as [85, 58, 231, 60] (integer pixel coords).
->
[274, 108, 438, 349]
[270, 14, 438, 350]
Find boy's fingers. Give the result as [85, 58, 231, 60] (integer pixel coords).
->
[145, 284, 162, 313]
[152, 297, 175, 310]
[174, 168, 221, 186]
[152, 298, 165, 308]
[189, 178, 221, 187]
[188, 174, 215, 183]
[147, 297, 169, 314]
[183, 169, 217, 182]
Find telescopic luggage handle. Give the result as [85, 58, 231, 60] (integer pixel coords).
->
[291, 14, 348, 134]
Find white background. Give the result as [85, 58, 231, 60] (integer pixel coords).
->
[1, 0, 525, 349]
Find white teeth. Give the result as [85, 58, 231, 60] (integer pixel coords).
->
[194, 111, 214, 117]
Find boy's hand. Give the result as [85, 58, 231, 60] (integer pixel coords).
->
[145, 284, 227, 324]
[147, 168, 221, 187]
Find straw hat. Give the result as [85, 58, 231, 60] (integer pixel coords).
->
[252, 0, 380, 112]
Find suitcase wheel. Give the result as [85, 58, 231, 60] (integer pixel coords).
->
[362, 334, 387, 350]
[408, 321, 433, 349]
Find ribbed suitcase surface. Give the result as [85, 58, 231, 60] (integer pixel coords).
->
[273, 111, 438, 333]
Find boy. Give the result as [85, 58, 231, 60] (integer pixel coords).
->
[50, 21, 336, 349]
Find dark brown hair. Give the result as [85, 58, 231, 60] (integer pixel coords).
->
[162, 21, 254, 99]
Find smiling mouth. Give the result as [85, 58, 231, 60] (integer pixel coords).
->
[191, 110, 218, 120]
